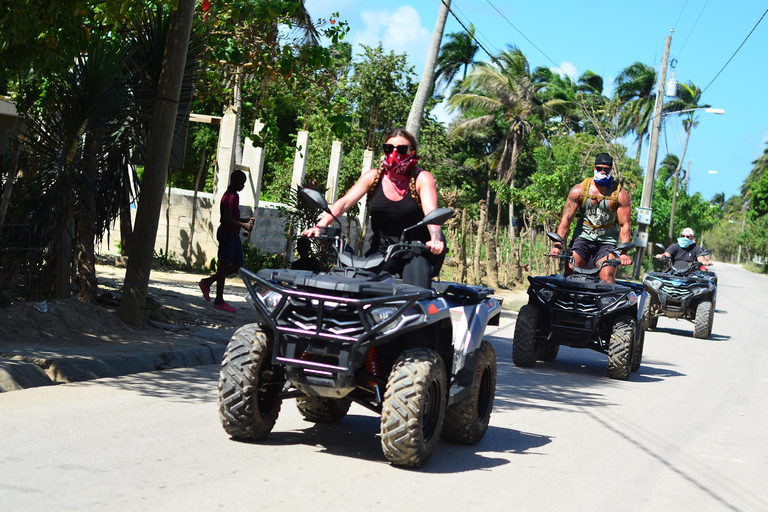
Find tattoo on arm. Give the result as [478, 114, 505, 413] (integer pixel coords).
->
[428, 225, 442, 238]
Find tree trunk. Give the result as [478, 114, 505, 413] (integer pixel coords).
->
[119, 166, 135, 258]
[54, 205, 74, 299]
[459, 208, 467, 283]
[406, 0, 450, 142]
[75, 135, 98, 303]
[473, 200, 486, 284]
[485, 225, 499, 289]
[119, 0, 195, 327]
[0, 138, 20, 239]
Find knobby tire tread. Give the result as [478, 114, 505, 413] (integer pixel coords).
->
[442, 340, 497, 444]
[380, 348, 447, 467]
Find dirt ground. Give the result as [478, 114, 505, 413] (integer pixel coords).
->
[0, 263, 527, 354]
[0, 264, 258, 354]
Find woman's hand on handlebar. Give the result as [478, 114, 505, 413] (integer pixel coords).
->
[302, 226, 321, 238]
[426, 237, 444, 255]
[548, 246, 562, 257]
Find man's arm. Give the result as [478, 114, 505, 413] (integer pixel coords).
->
[549, 184, 581, 255]
[615, 189, 632, 265]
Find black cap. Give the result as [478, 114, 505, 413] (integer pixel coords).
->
[595, 153, 613, 167]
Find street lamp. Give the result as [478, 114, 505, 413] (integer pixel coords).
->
[666, 109, 725, 244]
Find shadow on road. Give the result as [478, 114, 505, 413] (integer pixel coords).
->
[250, 413, 552, 473]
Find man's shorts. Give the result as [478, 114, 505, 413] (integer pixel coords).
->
[571, 237, 618, 264]
[217, 227, 244, 265]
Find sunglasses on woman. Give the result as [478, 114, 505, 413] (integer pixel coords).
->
[382, 143, 412, 155]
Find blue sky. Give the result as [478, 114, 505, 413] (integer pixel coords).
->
[305, 0, 768, 202]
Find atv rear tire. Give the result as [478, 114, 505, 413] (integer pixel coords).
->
[537, 344, 560, 362]
[694, 300, 713, 339]
[648, 316, 658, 330]
[632, 301, 649, 372]
[218, 324, 284, 440]
[380, 348, 447, 467]
[513, 304, 540, 367]
[607, 316, 634, 380]
[296, 396, 351, 423]
[442, 340, 496, 444]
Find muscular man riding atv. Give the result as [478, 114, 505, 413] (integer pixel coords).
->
[549, 153, 633, 283]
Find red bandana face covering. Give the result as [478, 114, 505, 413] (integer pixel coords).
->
[382, 152, 419, 195]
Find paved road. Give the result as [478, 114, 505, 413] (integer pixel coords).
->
[1, 263, 766, 511]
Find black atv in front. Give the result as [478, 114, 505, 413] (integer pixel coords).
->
[512, 233, 647, 380]
[217, 189, 502, 468]
[643, 243, 716, 338]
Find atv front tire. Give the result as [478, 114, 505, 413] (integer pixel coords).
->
[513, 304, 540, 367]
[694, 300, 713, 339]
[607, 316, 634, 380]
[296, 396, 351, 423]
[380, 348, 447, 467]
[442, 340, 496, 444]
[218, 324, 284, 440]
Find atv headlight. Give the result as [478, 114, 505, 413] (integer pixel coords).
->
[600, 294, 621, 309]
[645, 278, 662, 290]
[538, 287, 555, 302]
[255, 285, 282, 313]
[370, 305, 399, 324]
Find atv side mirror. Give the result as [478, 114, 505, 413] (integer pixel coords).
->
[701, 249, 711, 256]
[299, 188, 329, 211]
[423, 207, 454, 226]
[547, 232, 564, 245]
[401, 208, 454, 240]
[616, 242, 635, 252]
[653, 243, 667, 254]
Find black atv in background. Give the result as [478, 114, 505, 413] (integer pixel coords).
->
[643, 243, 716, 339]
[217, 189, 502, 468]
[513, 233, 647, 380]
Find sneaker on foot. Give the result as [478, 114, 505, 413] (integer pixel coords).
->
[198, 281, 211, 302]
[214, 302, 237, 313]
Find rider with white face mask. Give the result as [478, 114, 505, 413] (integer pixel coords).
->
[656, 227, 712, 270]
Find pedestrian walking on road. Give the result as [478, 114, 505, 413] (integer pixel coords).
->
[199, 170, 253, 312]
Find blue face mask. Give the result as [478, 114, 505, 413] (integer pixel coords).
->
[677, 236, 693, 249]
[593, 169, 614, 188]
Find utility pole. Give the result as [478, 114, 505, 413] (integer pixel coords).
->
[632, 30, 673, 279]
[668, 159, 690, 243]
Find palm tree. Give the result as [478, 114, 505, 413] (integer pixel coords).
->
[434, 23, 479, 92]
[406, 0, 450, 141]
[448, 46, 553, 240]
[615, 62, 657, 162]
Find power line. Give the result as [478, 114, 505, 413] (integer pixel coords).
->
[672, 0, 691, 31]
[483, 0, 578, 82]
[448, 1, 503, 58]
[702, 6, 768, 93]
[675, 0, 709, 59]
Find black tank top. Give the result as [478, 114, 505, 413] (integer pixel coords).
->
[367, 171, 429, 255]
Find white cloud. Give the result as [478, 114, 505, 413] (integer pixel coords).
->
[354, 6, 431, 66]
[551, 61, 578, 81]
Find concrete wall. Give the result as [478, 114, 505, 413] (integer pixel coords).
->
[98, 186, 365, 268]
[98, 187, 291, 267]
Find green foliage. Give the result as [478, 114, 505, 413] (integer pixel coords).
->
[242, 242, 283, 272]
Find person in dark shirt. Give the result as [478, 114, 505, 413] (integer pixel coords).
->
[291, 236, 321, 273]
[198, 170, 254, 312]
[301, 128, 445, 289]
[657, 227, 712, 270]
